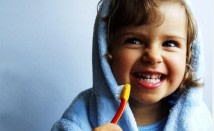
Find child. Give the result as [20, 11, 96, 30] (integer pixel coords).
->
[51, 0, 212, 130]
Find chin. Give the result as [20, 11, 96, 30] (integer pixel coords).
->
[130, 94, 164, 105]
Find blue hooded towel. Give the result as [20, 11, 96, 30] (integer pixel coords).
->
[51, 0, 212, 130]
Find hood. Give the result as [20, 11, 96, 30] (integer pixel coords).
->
[92, 0, 118, 100]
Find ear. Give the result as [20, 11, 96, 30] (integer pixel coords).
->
[106, 53, 112, 63]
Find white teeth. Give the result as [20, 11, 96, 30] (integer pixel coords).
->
[137, 73, 161, 79]
[143, 78, 160, 83]
[146, 75, 150, 79]
[151, 75, 156, 79]
[141, 74, 161, 79]
[135, 73, 162, 83]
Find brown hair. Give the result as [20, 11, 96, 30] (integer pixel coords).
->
[98, 0, 203, 92]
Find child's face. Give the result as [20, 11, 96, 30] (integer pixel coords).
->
[110, 3, 187, 105]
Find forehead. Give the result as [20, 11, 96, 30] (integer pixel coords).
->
[114, 3, 187, 39]
[143, 2, 187, 28]
[157, 3, 187, 35]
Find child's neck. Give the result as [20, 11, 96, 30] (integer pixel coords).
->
[129, 98, 169, 126]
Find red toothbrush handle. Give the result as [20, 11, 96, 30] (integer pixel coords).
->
[111, 98, 127, 124]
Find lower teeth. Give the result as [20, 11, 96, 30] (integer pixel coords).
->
[140, 78, 160, 83]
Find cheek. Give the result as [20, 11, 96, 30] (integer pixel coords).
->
[110, 53, 137, 84]
[167, 55, 186, 85]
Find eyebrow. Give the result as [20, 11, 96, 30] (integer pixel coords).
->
[115, 32, 187, 42]
[163, 34, 187, 42]
[114, 32, 145, 39]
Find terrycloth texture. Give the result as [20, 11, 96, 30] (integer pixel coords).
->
[51, 0, 212, 130]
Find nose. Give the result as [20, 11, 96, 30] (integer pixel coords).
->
[141, 45, 163, 65]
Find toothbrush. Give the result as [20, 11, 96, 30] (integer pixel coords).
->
[111, 84, 131, 124]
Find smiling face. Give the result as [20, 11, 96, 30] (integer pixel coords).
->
[109, 3, 187, 105]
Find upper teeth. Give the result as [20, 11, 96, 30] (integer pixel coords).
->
[135, 73, 162, 84]
[136, 73, 161, 79]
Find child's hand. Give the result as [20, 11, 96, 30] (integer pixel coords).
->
[92, 123, 122, 131]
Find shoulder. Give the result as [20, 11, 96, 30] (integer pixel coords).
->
[63, 88, 94, 119]
[51, 118, 82, 131]
[52, 88, 95, 131]
[69, 88, 94, 108]
[166, 88, 213, 130]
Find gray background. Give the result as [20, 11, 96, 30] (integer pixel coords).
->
[0, 0, 212, 131]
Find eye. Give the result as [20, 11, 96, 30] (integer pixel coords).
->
[125, 38, 142, 45]
[162, 40, 177, 47]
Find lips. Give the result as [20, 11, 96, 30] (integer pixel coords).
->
[131, 72, 166, 89]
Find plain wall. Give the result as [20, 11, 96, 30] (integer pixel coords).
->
[0, 0, 212, 131]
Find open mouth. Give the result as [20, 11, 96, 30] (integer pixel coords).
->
[131, 72, 167, 89]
